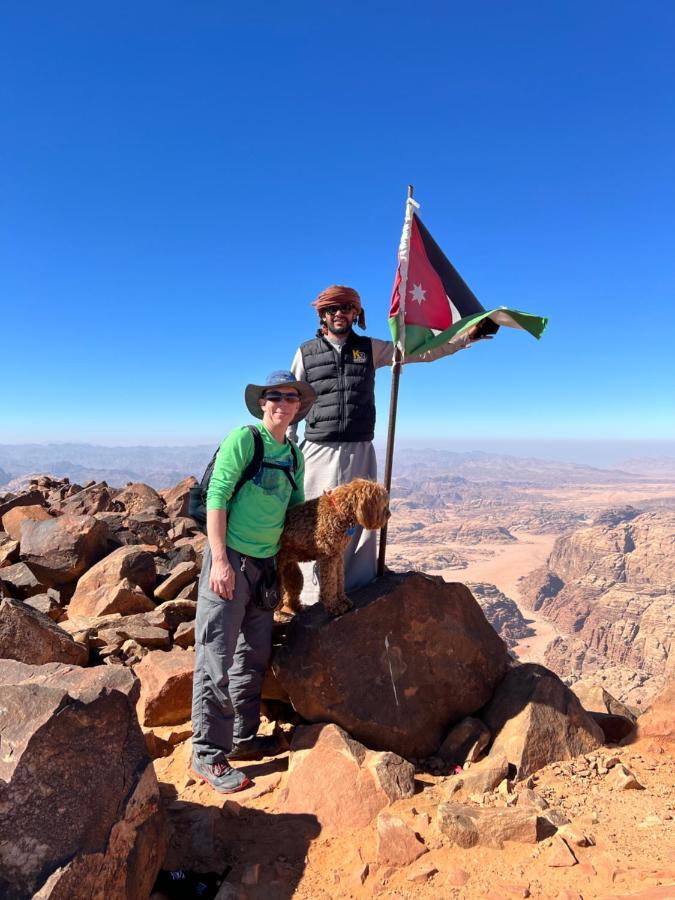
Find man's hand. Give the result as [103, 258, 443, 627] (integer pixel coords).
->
[467, 318, 500, 341]
[209, 555, 236, 600]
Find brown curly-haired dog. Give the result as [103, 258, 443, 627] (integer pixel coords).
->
[277, 479, 390, 616]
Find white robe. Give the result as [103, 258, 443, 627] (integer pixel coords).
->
[290, 332, 472, 603]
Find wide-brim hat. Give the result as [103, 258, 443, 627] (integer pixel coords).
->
[244, 370, 316, 425]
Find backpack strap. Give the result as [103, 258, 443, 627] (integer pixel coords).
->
[257, 439, 299, 491]
[189, 427, 298, 529]
[230, 425, 265, 502]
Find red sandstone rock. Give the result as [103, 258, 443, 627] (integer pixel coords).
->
[20, 514, 109, 586]
[115, 482, 165, 516]
[0, 533, 20, 566]
[637, 680, 675, 744]
[70, 544, 157, 605]
[606, 763, 645, 790]
[281, 723, 415, 832]
[74, 578, 156, 618]
[446, 753, 509, 798]
[2, 504, 52, 541]
[24, 591, 63, 621]
[174, 620, 195, 648]
[438, 716, 491, 765]
[376, 814, 428, 867]
[62, 610, 171, 653]
[273, 573, 508, 758]
[482, 662, 604, 779]
[0, 659, 166, 898]
[154, 560, 199, 601]
[135, 647, 194, 726]
[56, 482, 120, 516]
[0, 489, 47, 521]
[0, 561, 46, 599]
[546, 835, 578, 867]
[0, 598, 88, 666]
[153, 598, 197, 630]
[436, 802, 538, 849]
[160, 476, 197, 519]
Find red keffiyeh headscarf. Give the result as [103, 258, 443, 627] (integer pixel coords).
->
[311, 285, 366, 330]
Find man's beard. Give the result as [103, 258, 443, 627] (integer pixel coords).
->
[324, 319, 352, 336]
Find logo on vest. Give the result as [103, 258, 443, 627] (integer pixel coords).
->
[351, 349, 368, 363]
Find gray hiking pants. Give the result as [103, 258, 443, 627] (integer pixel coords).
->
[191, 545, 274, 764]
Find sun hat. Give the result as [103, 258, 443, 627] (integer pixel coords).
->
[244, 370, 316, 425]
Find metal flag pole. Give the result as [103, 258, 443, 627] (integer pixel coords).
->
[377, 184, 413, 577]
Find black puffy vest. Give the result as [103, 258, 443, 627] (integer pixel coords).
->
[300, 333, 376, 442]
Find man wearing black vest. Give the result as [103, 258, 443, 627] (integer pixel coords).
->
[289, 284, 487, 604]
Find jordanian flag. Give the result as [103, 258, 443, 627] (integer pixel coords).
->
[389, 198, 548, 357]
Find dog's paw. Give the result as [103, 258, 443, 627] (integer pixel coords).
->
[325, 595, 353, 617]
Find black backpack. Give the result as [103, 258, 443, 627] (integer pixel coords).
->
[187, 425, 299, 530]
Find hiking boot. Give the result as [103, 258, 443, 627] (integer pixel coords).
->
[189, 753, 251, 793]
[226, 733, 283, 761]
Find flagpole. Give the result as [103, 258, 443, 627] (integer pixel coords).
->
[377, 184, 413, 577]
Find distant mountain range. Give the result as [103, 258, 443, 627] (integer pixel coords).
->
[1, 442, 673, 491]
[378, 448, 675, 488]
[0, 443, 215, 490]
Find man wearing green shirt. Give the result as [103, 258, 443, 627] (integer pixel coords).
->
[190, 370, 315, 794]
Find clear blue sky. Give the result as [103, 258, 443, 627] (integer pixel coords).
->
[2, 1, 674, 446]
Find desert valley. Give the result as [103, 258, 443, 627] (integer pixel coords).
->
[1, 447, 674, 899]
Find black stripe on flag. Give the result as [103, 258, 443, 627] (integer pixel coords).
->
[415, 214, 485, 318]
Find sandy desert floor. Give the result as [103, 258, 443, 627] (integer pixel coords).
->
[387, 530, 560, 664]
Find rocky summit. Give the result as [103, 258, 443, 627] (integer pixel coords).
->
[1, 473, 674, 899]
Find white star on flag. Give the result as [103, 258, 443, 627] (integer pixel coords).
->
[410, 282, 426, 304]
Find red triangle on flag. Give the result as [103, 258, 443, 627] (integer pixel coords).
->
[402, 216, 453, 330]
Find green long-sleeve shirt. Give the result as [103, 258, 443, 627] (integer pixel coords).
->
[206, 422, 304, 558]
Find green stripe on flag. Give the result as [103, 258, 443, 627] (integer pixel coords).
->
[390, 308, 548, 357]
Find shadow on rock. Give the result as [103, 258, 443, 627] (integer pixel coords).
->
[161, 789, 320, 899]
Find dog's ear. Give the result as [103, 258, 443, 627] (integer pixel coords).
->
[356, 482, 389, 530]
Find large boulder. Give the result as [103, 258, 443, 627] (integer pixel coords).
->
[68, 545, 157, 619]
[0, 561, 47, 599]
[0, 659, 166, 898]
[273, 573, 508, 758]
[154, 560, 198, 602]
[571, 679, 637, 721]
[135, 647, 194, 726]
[0, 489, 46, 521]
[71, 545, 157, 603]
[115, 483, 164, 516]
[0, 598, 88, 666]
[1, 504, 52, 541]
[160, 476, 197, 519]
[69, 578, 155, 618]
[56, 482, 120, 516]
[281, 723, 415, 832]
[19, 514, 109, 586]
[637, 679, 675, 745]
[481, 662, 605, 779]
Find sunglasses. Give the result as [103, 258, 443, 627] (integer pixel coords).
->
[323, 303, 356, 316]
[263, 391, 301, 404]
